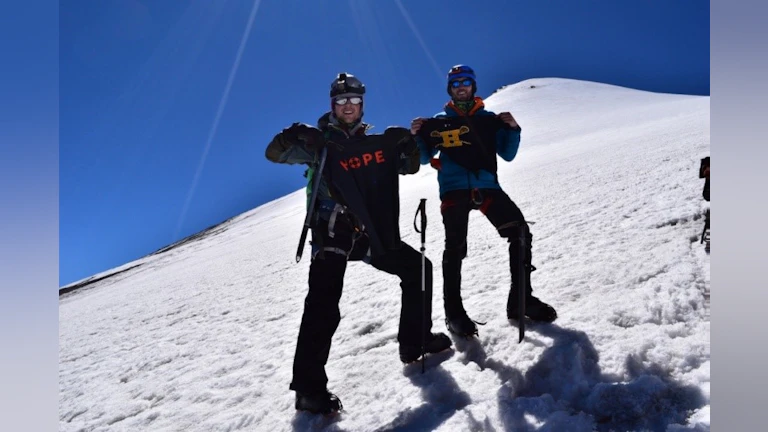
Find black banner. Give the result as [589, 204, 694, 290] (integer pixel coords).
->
[417, 116, 508, 174]
[324, 130, 407, 256]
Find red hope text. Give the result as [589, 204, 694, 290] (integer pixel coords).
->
[339, 150, 386, 171]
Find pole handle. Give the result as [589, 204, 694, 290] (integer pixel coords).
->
[413, 198, 427, 241]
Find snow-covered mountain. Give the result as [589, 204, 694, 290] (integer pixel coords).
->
[59, 78, 710, 432]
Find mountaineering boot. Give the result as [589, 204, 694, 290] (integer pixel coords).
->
[507, 295, 557, 323]
[295, 390, 343, 415]
[442, 245, 479, 336]
[399, 332, 452, 363]
[445, 313, 479, 338]
[507, 263, 558, 323]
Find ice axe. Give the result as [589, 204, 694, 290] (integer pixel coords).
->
[296, 146, 328, 263]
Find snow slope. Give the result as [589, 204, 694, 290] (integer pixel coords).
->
[59, 78, 710, 432]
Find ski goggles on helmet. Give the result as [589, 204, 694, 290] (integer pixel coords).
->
[450, 78, 474, 88]
[333, 96, 363, 105]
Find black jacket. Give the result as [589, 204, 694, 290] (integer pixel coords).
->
[265, 112, 420, 255]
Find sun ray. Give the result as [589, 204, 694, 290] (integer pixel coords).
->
[393, 0, 444, 82]
[173, 0, 262, 242]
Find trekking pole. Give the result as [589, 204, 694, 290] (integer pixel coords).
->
[296, 146, 328, 263]
[517, 224, 528, 343]
[413, 198, 427, 373]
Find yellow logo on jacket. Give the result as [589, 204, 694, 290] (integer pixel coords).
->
[431, 126, 472, 148]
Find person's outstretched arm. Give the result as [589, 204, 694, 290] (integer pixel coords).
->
[265, 123, 325, 165]
[495, 112, 522, 162]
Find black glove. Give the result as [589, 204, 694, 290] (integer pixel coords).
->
[385, 127, 420, 175]
[383, 126, 411, 143]
[384, 126, 417, 152]
[265, 131, 290, 162]
[284, 122, 325, 151]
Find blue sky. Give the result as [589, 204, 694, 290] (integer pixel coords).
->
[60, 0, 709, 286]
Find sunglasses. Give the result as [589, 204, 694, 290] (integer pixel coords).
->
[450, 79, 473, 88]
[334, 96, 363, 105]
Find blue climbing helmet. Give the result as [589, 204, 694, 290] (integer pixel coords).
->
[446, 64, 477, 96]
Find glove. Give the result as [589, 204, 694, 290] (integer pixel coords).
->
[266, 131, 290, 162]
[383, 126, 411, 143]
[284, 122, 325, 151]
[386, 127, 420, 175]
